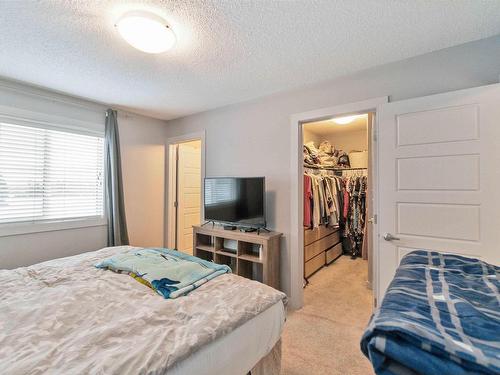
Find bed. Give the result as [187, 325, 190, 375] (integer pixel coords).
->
[0, 246, 287, 375]
[361, 250, 500, 375]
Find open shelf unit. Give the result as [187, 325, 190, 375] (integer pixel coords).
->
[195, 247, 214, 262]
[193, 225, 282, 289]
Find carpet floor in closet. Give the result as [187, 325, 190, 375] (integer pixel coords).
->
[281, 256, 375, 375]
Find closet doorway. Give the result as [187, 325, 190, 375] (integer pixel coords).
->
[166, 133, 205, 255]
[303, 113, 373, 283]
[302, 112, 374, 309]
[289, 97, 387, 310]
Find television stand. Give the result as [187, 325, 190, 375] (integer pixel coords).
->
[193, 225, 282, 289]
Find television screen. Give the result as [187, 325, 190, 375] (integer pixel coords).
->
[204, 177, 265, 228]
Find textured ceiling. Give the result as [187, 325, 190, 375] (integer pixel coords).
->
[0, 1, 499, 120]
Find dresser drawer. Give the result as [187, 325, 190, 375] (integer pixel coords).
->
[304, 231, 340, 261]
[304, 252, 325, 278]
[304, 226, 338, 246]
[326, 242, 343, 264]
[318, 225, 338, 239]
[304, 228, 317, 246]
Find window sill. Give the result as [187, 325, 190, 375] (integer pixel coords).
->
[0, 217, 107, 237]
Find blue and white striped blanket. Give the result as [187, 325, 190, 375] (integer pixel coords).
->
[361, 250, 500, 375]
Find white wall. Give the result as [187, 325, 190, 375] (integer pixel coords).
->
[302, 128, 322, 145]
[119, 112, 166, 248]
[332, 129, 367, 152]
[0, 80, 167, 269]
[163, 35, 500, 299]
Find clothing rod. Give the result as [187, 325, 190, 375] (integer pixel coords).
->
[303, 164, 367, 171]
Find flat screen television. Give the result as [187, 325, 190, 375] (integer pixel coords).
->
[204, 177, 266, 228]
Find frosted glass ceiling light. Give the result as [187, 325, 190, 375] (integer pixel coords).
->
[331, 114, 365, 125]
[116, 11, 176, 54]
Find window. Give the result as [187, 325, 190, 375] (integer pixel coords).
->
[0, 122, 104, 226]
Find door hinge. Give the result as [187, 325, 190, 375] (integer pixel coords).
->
[368, 214, 377, 224]
[174, 201, 178, 208]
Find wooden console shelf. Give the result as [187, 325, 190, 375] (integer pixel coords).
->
[193, 225, 282, 290]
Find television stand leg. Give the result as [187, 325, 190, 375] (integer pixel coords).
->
[201, 221, 214, 227]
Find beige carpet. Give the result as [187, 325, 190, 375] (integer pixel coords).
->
[281, 256, 375, 375]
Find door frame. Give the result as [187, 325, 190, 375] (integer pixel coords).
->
[164, 131, 206, 249]
[289, 97, 387, 309]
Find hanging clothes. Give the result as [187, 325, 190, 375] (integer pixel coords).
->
[340, 175, 367, 258]
[303, 170, 341, 229]
[303, 174, 312, 227]
[303, 166, 367, 258]
[311, 175, 321, 227]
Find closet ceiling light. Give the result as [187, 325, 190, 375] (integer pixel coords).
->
[331, 114, 365, 125]
[115, 11, 176, 54]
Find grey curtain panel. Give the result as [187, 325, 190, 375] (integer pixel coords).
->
[105, 109, 129, 246]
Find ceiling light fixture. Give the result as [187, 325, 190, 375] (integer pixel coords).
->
[331, 114, 365, 125]
[115, 11, 176, 54]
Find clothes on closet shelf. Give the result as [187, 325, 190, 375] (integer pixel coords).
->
[303, 140, 350, 168]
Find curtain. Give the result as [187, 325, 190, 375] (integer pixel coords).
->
[105, 109, 129, 246]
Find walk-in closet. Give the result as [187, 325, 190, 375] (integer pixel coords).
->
[302, 113, 373, 302]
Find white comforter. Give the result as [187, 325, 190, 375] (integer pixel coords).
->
[0, 246, 286, 374]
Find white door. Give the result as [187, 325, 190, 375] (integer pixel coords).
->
[176, 141, 202, 255]
[377, 83, 500, 303]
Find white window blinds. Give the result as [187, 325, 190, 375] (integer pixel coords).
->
[0, 122, 104, 224]
[204, 178, 237, 205]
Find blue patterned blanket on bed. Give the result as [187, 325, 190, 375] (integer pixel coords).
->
[96, 248, 231, 299]
[361, 250, 500, 375]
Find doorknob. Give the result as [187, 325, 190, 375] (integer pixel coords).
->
[383, 233, 400, 241]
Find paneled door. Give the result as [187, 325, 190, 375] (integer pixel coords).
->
[377, 83, 500, 303]
[176, 140, 202, 255]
